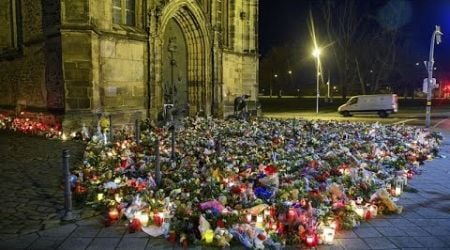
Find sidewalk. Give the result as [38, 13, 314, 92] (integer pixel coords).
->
[0, 131, 449, 249]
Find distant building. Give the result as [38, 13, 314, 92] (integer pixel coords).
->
[0, 0, 258, 129]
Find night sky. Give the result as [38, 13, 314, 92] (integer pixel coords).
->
[259, 0, 450, 73]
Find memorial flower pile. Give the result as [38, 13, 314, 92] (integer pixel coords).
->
[71, 117, 442, 248]
[0, 112, 61, 138]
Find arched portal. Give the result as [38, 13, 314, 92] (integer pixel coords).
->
[162, 19, 188, 108]
[149, 1, 212, 118]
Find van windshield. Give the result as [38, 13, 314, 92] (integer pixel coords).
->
[347, 97, 358, 105]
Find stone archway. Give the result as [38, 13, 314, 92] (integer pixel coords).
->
[149, 0, 212, 118]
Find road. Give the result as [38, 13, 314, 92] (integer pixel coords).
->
[262, 109, 450, 128]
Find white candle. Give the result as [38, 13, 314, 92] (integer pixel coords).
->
[322, 226, 335, 244]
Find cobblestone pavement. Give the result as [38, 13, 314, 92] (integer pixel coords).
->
[0, 129, 450, 249]
[0, 131, 86, 237]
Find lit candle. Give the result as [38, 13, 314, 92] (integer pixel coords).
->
[203, 229, 214, 243]
[153, 212, 163, 226]
[322, 226, 335, 244]
[135, 211, 149, 226]
[256, 215, 264, 228]
[355, 206, 364, 218]
[97, 193, 104, 201]
[394, 186, 402, 196]
[306, 233, 316, 247]
[108, 207, 119, 220]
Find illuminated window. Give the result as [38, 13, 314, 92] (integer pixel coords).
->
[113, 0, 135, 26]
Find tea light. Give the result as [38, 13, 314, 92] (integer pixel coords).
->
[322, 226, 335, 244]
[108, 207, 119, 220]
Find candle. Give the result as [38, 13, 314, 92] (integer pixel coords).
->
[306, 233, 317, 247]
[394, 186, 402, 196]
[153, 212, 164, 226]
[135, 211, 149, 226]
[355, 206, 364, 218]
[108, 207, 119, 220]
[322, 226, 335, 244]
[203, 229, 214, 243]
[256, 215, 264, 228]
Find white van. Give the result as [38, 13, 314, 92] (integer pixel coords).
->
[338, 94, 398, 118]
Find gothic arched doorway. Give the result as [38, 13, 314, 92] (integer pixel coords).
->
[149, 1, 212, 118]
[162, 19, 188, 110]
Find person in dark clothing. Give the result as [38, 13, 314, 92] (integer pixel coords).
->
[234, 94, 250, 118]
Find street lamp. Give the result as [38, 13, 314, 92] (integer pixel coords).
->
[271, 74, 278, 98]
[424, 25, 443, 128]
[312, 48, 321, 113]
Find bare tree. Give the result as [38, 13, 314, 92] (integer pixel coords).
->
[319, 0, 401, 97]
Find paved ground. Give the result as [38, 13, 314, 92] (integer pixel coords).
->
[0, 131, 87, 236]
[0, 124, 450, 249]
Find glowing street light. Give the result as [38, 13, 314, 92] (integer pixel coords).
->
[424, 25, 443, 128]
[312, 48, 321, 113]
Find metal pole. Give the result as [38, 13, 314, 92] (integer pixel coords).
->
[316, 57, 320, 113]
[425, 26, 442, 128]
[62, 149, 73, 221]
[135, 119, 140, 144]
[171, 124, 175, 160]
[108, 115, 112, 141]
[155, 137, 161, 186]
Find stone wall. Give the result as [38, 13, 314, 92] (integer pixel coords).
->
[61, 0, 147, 130]
[220, 0, 259, 116]
[0, 0, 49, 111]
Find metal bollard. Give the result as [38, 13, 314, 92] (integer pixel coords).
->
[62, 149, 73, 221]
[109, 115, 113, 141]
[155, 137, 161, 186]
[171, 126, 175, 160]
[135, 119, 140, 144]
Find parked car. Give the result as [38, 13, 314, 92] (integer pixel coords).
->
[338, 94, 398, 118]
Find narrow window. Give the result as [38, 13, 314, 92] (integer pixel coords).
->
[125, 0, 135, 26]
[113, 0, 122, 24]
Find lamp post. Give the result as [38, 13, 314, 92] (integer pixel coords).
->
[312, 48, 321, 113]
[425, 25, 443, 128]
[271, 74, 278, 98]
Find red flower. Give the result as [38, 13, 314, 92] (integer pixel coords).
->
[216, 219, 225, 228]
[264, 165, 278, 175]
[230, 185, 243, 194]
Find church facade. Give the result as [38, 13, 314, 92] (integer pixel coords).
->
[0, 0, 258, 129]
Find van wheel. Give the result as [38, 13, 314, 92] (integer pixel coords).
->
[342, 111, 351, 117]
[378, 111, 389, 118]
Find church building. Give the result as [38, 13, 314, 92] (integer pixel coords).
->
[0, 0, 259, 129]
